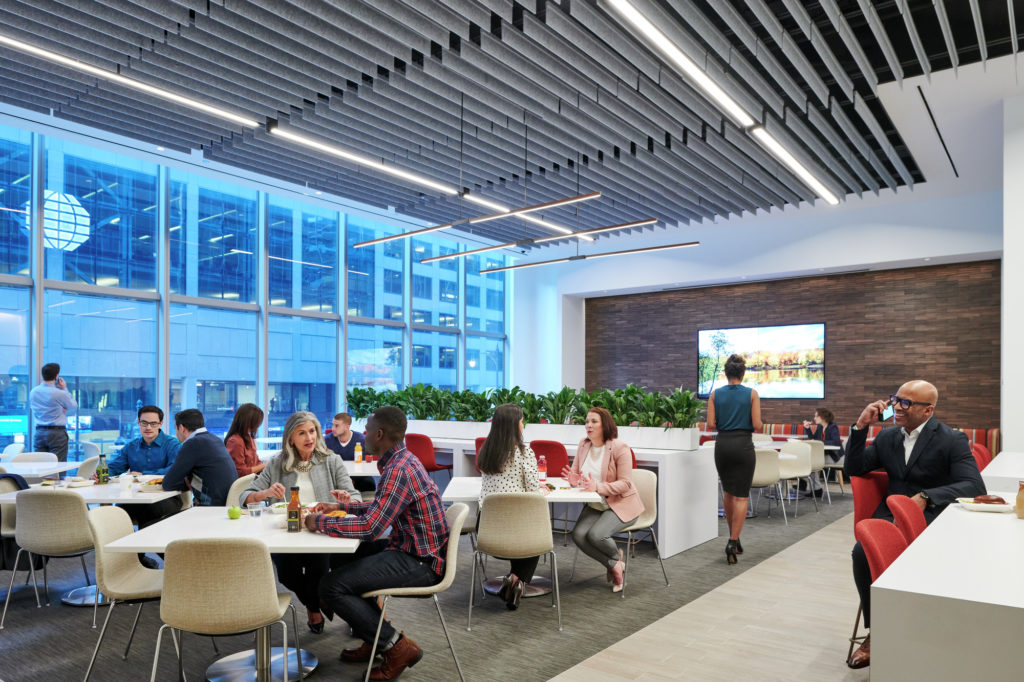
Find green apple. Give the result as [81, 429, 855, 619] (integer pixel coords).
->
[227, 506, 242, 520]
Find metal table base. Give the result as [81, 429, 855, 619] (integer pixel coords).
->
[61, 585, 109, 607]
[205, 647, 317, 682]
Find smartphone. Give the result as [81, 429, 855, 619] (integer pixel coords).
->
[879, 404, 894, 422]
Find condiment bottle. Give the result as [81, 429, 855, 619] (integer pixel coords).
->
[1016, 481, 1024, 520]
[537, 455, 547, 482]
[96, 455, 109, 484]
[287, 486, 301, 533]
[354, 443, 363, 463]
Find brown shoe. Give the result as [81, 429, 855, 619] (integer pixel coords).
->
[340, 640, 377, 663]
[369, 633, 423, 680]
[848, 634, 870, 669]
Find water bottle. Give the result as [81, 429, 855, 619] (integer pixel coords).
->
[96, 455, 109, 484]
[537, 455, 547, 482]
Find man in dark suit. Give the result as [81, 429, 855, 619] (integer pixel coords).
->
[844, 380, 985, 668]
[162, 409, 238, 507]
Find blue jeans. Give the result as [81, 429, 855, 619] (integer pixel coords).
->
[319, 540, 440, 644]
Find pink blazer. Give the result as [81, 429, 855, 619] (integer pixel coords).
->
[571, 437, 644, 522]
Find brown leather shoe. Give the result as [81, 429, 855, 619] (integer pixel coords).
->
[340, 640, 377, 663]
[369, 633, 423, 680]
[848, 634, 870, 669]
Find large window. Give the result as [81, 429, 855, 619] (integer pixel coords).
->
[0, 124, 31, 276]
[169, 171, 258, 302]
[347, 323, 403, 389]
[347, 216, 405, 320]
[43, 290, 157, 456]
[466, 335, 505, 392]
[268, 197, 337, 312]
[466, 255, 506, 333]
[412, 331, 457, 391]
[169, 304, 257, 436]
[45, 138, 159, 289]
[411, 236, 459, 328]
[268, 315, 336, 433]
[0, 286, 29, 450]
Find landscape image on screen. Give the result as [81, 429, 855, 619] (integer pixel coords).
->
[698, 324, 824, 399]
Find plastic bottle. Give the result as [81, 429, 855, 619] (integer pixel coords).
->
[354, 443, 363, 464]
[537, 455, 547, 482]
[287, 486, 302, 533]
[1015, 481, 1024, 520]
[96, 455, 109, 484]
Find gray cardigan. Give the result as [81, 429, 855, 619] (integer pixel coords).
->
[240, 451, 362, 507]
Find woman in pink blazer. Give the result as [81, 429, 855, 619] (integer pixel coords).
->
[561, 407, 644, 592]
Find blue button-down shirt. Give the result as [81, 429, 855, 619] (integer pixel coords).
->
[29, 382, 77, 426]
[107, 431, 181, 476]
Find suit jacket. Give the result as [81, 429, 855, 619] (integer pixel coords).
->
[162, 430, 238, 507]
[844, 418, 985, 523]
[571, 438, 644, 522]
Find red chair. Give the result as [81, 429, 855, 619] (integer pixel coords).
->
[530, 440, 571, 544]
[886, 494, 927, 544]
[473, 436, 486, 474]
[630, 448, 637, 469]
[970, 443, 992, 471]
[847, 471, 889, 663]
[854, 518, 908, 584]
[699, 434, 715, 445]
[404, 433, 452, 485]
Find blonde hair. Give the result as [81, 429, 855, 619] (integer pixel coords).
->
[280, 411, 330, 472]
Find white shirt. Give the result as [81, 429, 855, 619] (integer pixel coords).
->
[581, 444, 608, 510]
[296, 470, 316, 506]
[903, 418, 930, 464]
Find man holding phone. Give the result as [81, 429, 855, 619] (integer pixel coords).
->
[28, 362, 77, 462]
[843, 379, 985, 669]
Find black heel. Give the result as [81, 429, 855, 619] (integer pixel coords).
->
[725, 540, 738, 565]
[735, 539, 743, 555]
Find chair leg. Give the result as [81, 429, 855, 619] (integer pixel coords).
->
[806, 477, 820, 512]
[278, 620, 289, 682]
[1, 547, 25, 629]
[124, 602, 145, 659]
[777, 483, 788, 525]
[150, 623, 167, 682]
[433, 594, 465, 681]
[621, 533, 630, 599]
[85, 598, 117, 681]
[81, 553, 91, 585]
[175, 628, 184, 682]
[650, 531, 670, 587]
[846, 604, 865, 666]
[822, 471, 832, 504]
[568, 545, 579, 582]
[550, 551, 562, 632]
[364, 596, 390, 682]
[467, 551, 477, 631]
[288, 603, 305, 680]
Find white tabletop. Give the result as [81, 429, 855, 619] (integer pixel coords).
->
[106, 506, 360, 554]
[254, 437, 282, 445]
[981, 450, 1024, 491]
[0, 461, 81, 477]
[442, 476, 601, 504]
[0, 476, 180, 504]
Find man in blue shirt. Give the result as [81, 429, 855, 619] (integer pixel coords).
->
[28, 362, 77, 462]
[325, 412, 374, 493]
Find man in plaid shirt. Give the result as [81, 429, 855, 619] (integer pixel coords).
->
[305, 406, 449, 680]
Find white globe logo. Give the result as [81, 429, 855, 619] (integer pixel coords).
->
[24, 191, 91, 252]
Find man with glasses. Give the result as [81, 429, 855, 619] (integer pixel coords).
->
[107, 405, 183, 568]
[844, 380, 985, 669]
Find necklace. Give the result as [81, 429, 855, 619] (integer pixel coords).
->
[294, 457, 314, 473]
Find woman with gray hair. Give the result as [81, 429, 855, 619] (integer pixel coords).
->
[242, 410, 361, 633]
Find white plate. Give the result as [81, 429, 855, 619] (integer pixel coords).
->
[67, 480, 94, 488]
[956, 497, 1015, 513]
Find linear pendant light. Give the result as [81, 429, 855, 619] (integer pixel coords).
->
[479, 240, 700, 274]
[0, 34, 260, 127]
[604, 1, 840, 207]
[419, 218, 659, 264]
[352, 192, 602, 248]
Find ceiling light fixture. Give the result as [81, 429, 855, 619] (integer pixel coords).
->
[604, 1, 840, 207]
[480, 240, 700, 274]
[353, 192, 602, 248]
[0, 34, 260, 127]
[419, 218, 659, 264]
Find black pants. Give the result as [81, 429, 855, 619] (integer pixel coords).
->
[273, 553, 344, 613]
[124, 497, 183, 530]
[852, 541, 872, 627]
[33, 426, 69, 462]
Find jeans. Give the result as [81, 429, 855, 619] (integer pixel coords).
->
[33, 426, 68, 462]
[571, 505, 635, 569]
[319, 540, 440, 644]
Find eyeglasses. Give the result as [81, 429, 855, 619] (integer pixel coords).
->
[138, 419, 161, 428]
[888, 395, 932, 410]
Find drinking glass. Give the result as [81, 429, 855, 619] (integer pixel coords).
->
[246, 502, 263, 519]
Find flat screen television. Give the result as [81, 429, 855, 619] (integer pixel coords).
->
[698, 323, 824, 399]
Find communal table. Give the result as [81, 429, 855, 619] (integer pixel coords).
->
[107, 506, 359, 682]
[0, 460, 81, 478]
[871, 496, 1024, 679]
[981, 450, 1024, 492]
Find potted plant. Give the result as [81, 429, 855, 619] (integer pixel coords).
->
[659, 387, 705, 450]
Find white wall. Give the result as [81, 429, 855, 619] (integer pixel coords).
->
[1002, 97, 1024, 452]
[510, 185, 1002, 395]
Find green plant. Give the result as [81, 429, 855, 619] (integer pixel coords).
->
[634, 391, 664, 427]
[571, 388, 602, 424]
[490, 386, 526, 407]
[450, 389, 493, 421]
[541, 386, 577, 424]
[520, 393, 543, 424]
[660, 387, 705, 429]
[345, 386, 378, 419]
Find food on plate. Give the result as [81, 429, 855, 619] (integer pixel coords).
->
[545, 483, 556, 491]
[227, 506, 242, 520]
[144, 477, 163, 486]
[40, 480, 57, 486]
[972, 494, 1007, 505]
[325, 510, 347, 518]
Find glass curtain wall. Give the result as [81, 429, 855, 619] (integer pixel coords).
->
[0, 119, 508, 457]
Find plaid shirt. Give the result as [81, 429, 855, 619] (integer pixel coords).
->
[313, 443, 450, 576]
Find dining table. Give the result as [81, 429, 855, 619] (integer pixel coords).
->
[106, 505, 359, 682]
[980, 450, 1024, 492]
[0, 460, 81, 478]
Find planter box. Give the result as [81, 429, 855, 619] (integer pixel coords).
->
[614, 425, 699, 451]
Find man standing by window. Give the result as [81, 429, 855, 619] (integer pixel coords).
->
[28, 362, 77, 462]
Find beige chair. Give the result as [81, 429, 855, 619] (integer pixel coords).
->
[750, 449, 787, 524]
[84, 506, 164, 681]
[0, 477, 17, 540]
[80, 440, 100, 460]
[362, 503, 469, 682]
[76, 456, 100, 481]
[803, 439, 831, 504]
[11, 451, 57, 463]
[778, 441, 818, 517]
[617, 469, 669, 599]
[227, 473, 257, 508]
[1, 442, 24, 459]
[470, 495, 561, 631]
[823, 455, 846, 495]
[1, 489, 94, 629]
[151, 536, 302, 682]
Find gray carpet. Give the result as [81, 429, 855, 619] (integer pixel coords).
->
[0, 490, 853, 681]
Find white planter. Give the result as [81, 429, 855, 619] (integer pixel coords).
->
[612, 425, 700, 451]
[523, 423, 586, 444]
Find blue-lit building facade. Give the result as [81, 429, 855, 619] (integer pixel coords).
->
[0, 117, 508, 457]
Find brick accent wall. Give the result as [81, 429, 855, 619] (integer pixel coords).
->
[585, 260, 1001, 429]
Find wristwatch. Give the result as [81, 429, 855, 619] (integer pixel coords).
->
[919, 490, 932, 507]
